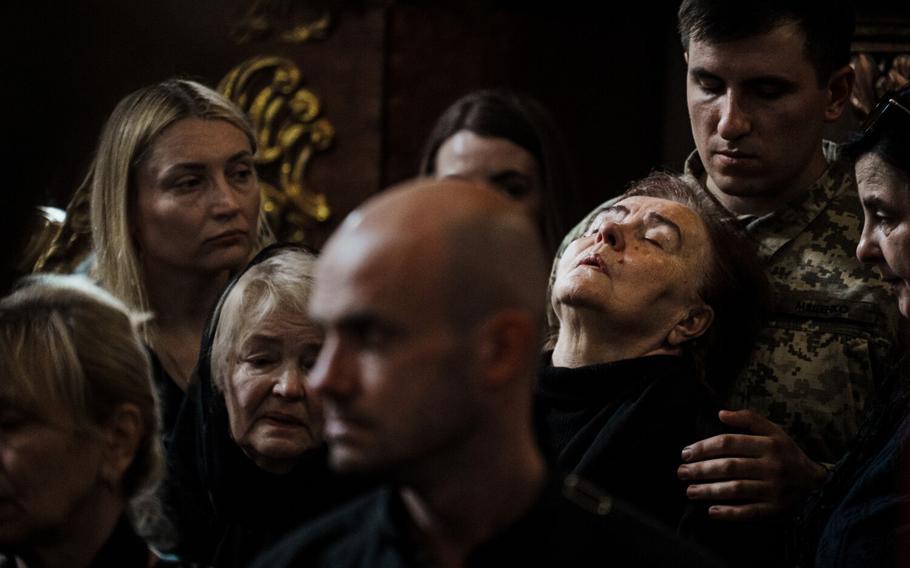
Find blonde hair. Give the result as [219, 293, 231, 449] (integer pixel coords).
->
[89, 78, 271, 339]
[210, 247, 318, 390]
[0, 274, 163, 501]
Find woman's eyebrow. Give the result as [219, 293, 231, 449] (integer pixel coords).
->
[644, 212, 683, 247]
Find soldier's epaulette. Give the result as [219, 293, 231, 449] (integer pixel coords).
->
[562, 474, 614, 516]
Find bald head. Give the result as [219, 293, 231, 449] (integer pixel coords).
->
[308, 178, 549, 475]
[319, 178, 548, 333]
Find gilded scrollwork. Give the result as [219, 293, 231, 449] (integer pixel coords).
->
[219, 56, 334, 243]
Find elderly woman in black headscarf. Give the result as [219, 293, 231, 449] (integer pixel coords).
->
[166, 245, 365, 567]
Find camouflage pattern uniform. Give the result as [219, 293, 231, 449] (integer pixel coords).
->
[547, 143, 900, 464]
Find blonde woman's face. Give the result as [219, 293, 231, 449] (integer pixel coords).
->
[132, 118, 261, 276]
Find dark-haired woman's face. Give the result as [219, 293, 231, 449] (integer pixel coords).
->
[132, 117, 261, 278]
[856, 153, 910, 319]
[435, 130, 542, 222]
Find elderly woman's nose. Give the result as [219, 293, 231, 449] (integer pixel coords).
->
[595, 220, 625, 250]
[273, 365, 306, 399]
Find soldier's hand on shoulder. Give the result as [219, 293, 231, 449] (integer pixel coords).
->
[675, 409, 828, 521]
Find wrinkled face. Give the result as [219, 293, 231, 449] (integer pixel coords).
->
[686, 22, 836, 201]
[223, 311, 325, 474]
[553, 196, 710, 336]
[133, 118, 261, 276]
[307, 231, 478, 476]
[435, 130, 543, 222]
[855, 154, 910, 319]
[0, 398, 105, 545]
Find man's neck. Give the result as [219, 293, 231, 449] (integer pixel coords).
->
[703, 150, 829, 217]
[398, 433, 547, 567]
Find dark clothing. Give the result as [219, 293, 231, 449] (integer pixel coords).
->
[535, 354, 785, 566]
[800, 370, 910, 568]
[815, 414, 910, 566]
[0, 516, 190, 568]
[163, 248, 369, 568]
[253, 478, 723, 567]
[148, 347, 187, 449]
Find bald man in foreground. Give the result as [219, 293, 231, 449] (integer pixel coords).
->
[254, 179, 719, 567]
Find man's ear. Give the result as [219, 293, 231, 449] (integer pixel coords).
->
[667, 304, 714, 347]
[474, 309, 538, 388]
[824, 64, 855, 123]
[100, 403, 143, 489]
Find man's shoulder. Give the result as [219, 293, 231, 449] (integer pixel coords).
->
[251, 488, 389, 568]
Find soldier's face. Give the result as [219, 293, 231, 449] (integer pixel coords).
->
[685, 22, 843, 202]
[855, 154, 910, 318]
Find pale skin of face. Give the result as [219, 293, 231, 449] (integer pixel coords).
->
[855, 153, 910, 319]
[308, 180, 547, 567]
[132, 117, 262, 387]
[435, 130, 543, 223]
[223, 312, 325, 474]
[133, 117, 261, 278]
[685, 22, 852, 217]
[551, 196, 713, 367]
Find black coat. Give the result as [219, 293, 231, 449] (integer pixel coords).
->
[535, 353, 785, 566]
[163, 245, 369, 568]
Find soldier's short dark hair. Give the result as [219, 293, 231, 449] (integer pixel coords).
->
[623, 172, 769, 396]
[677, 0, 855, 86]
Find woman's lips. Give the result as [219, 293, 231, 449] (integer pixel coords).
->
[578, 253, 608, 274]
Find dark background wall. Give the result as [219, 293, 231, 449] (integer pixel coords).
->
[5, 0, 907, 281]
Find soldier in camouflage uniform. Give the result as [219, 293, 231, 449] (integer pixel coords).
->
[548, 0, 900, 523]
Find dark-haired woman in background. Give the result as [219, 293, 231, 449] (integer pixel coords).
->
[801, 84, 910, 568]
[420, 89, 578, 258]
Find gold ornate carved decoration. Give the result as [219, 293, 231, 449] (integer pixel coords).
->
[230, 0, 332, 44]
[219, 56, 334, 243]
[850, 17, 910, 120]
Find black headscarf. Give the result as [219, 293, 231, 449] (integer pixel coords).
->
[165, 243, 369, 567]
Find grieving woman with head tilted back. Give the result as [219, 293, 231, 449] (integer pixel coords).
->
[537, 172, 770, 562]
[89, 79, 270, 443]
[168, 245, 365, 567]
[799, 84, 910, 568]
[0, 275, 187, 567]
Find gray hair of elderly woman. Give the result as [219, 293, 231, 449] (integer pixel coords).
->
[0, 274, 164, 526]
[622, 172, 769, 394]
[210, 247, 319, 390]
